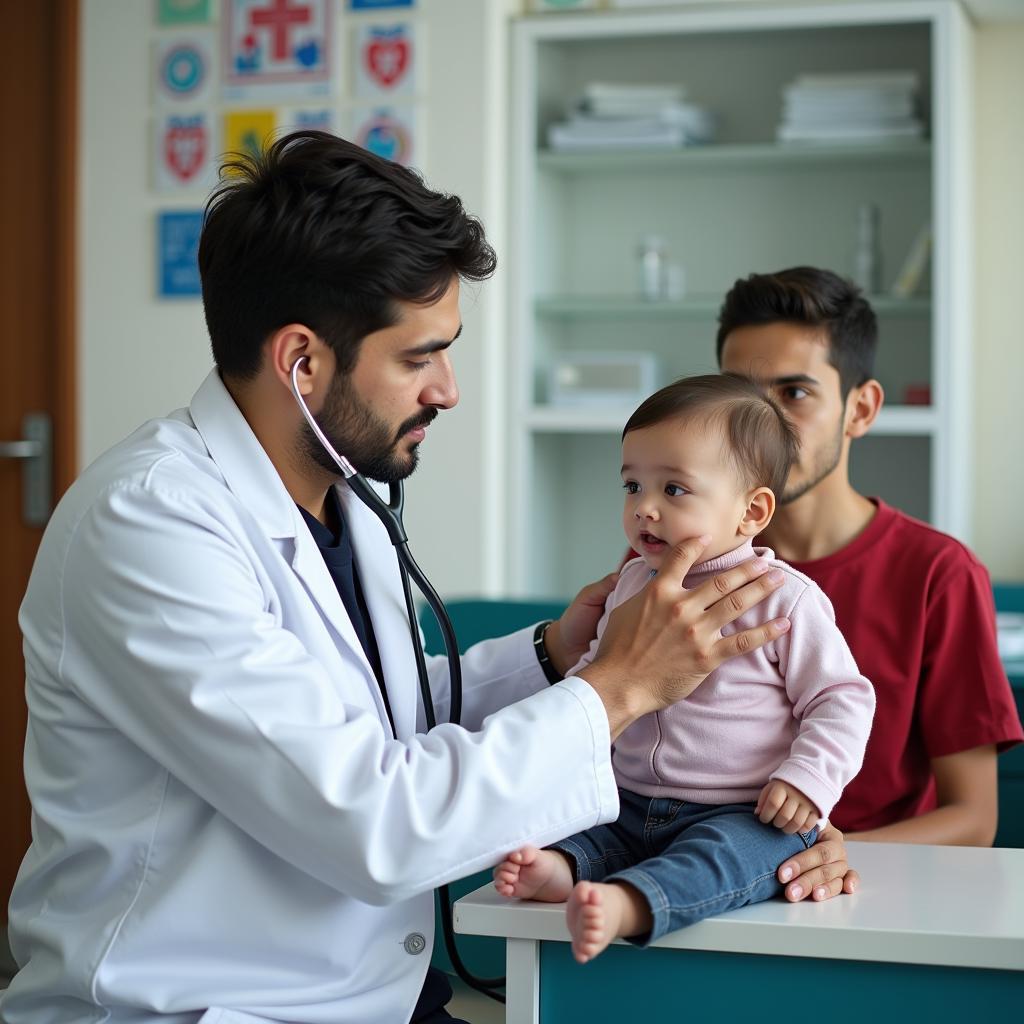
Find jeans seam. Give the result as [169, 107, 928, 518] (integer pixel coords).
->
[556, 837, 633, 878]
[664, 867, 778, 915]
[610, 866, 670, 913]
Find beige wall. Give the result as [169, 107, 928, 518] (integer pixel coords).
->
[972, 23, 1024, 579]
[78, 0, 513, 598]
[77, 3, 1024, 595]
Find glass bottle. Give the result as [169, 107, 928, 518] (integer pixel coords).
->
[637, 235, 667, 301]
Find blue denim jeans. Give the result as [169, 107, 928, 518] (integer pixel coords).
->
[551, 787, 818, 944]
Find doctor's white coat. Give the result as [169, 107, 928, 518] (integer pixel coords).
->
[3, 371, 619, 1024]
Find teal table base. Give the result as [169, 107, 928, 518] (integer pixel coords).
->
[538, 942, 1024, 1021]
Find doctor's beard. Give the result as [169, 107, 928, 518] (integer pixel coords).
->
[299, 367, 438, 484]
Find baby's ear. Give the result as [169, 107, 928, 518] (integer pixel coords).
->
[739, 487, 775, 537]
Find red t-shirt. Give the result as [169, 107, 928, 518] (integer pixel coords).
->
[788, 499, 1023, 833]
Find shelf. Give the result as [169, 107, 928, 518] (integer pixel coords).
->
[527, 405, 633, 434]
[535, 295, 931, 319]
[526, 404, 937, 437]
[873, 406, 937, 435]
[537, 140, 932, 175]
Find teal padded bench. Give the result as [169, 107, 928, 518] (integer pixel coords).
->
[994, 583, 1024, 848]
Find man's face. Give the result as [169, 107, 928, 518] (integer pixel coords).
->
[719, 323, 846, 505]
[621, 415, 752, 570]
[302, 279, 462, 484]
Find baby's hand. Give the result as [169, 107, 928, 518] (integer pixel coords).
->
[755, 781, 818, 835]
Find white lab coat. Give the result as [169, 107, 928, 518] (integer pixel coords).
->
[3, 371, 618, 1024]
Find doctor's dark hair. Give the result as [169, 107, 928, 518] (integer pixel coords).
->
[199, 131, 497, 379]
[715, 267, 878, 398]
[623, 374, 799, 498]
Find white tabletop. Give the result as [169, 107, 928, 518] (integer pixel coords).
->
[455, 842, 1024, 971]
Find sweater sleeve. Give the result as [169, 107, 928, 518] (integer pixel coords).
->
[768, 582, 876, 821]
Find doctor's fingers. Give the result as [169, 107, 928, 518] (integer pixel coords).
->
[707, 617, 791, 672]
[648, 534, 712, 592]
[698, 561, 787, 628]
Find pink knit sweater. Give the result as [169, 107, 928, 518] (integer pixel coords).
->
[569, 540, 875, 821]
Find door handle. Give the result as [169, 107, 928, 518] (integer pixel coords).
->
[0, 439, 44, 459]
[0, 413, 52, 525]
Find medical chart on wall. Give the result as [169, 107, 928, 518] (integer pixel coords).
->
[157, 210, 204, 297]
[154, 33, 217, 105]
[223, 109, 278, 162]
[157, 0, 215, 25]
[346, 0, 415, 9]
[150, 0, 425, 298]
[349, 104, 417, 165]
[354, 23, 416, 98]
[154, 111, 219, 190]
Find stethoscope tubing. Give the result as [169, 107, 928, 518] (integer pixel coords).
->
[288, 357, 504, 999]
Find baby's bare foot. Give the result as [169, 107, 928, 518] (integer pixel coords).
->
[566, 882, 627, 963]
[493, 845, 575, 902]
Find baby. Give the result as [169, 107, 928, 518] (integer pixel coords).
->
[495, 373, 874, 962]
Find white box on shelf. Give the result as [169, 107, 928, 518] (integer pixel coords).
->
[548, 352, 659, 407]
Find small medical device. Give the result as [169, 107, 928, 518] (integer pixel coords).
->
[549, 350, 659, 407]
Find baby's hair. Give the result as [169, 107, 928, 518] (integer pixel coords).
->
[623, 373, 799, 497]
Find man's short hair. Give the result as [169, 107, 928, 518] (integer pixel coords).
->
[199, 131, 497, 380]
[715, 267, 878, 397]
[623, 373, 799, 498]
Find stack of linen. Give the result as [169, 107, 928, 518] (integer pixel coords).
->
[777, 71, 924, 145]
[547, 81, 715, 151]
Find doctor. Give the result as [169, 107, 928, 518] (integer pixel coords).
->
[4, 132, 850, 1024]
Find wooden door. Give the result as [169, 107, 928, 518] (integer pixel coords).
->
[0, 0, 78, 921]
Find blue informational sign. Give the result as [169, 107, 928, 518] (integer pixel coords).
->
[347, 0, 414, 10]
[158, 210, 204, 298]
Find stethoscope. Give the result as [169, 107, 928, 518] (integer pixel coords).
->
[289, 356, 505, 1003]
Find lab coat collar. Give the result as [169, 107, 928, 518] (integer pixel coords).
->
[189, 369, 411, 732]
[189, 369, 299, 540]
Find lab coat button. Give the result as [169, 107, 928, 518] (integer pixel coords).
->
[403, 932, 427, 955]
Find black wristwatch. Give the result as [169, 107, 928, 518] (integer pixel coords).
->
[532, 619, 563, 684]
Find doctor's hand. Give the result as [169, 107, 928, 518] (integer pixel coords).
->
[575, 534, 790, 740]
[544, 571, 620, 676]
[777, 822, 859, 902]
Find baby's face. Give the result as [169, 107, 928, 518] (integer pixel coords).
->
[621, 415, 752, 570]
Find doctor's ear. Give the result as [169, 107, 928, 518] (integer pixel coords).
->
[267, 324, 331, 395]
[738, 486, 775, 537]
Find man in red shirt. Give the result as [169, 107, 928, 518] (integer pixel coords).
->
[716, 266, 1022, 872]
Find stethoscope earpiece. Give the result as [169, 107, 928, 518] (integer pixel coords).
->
[288, 356, 356, 479]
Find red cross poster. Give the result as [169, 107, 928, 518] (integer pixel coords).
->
[355, 23, 416, 98]
[224, 0, 333, 100]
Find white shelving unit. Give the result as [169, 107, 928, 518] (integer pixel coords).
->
[508, 1, 972, 598]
